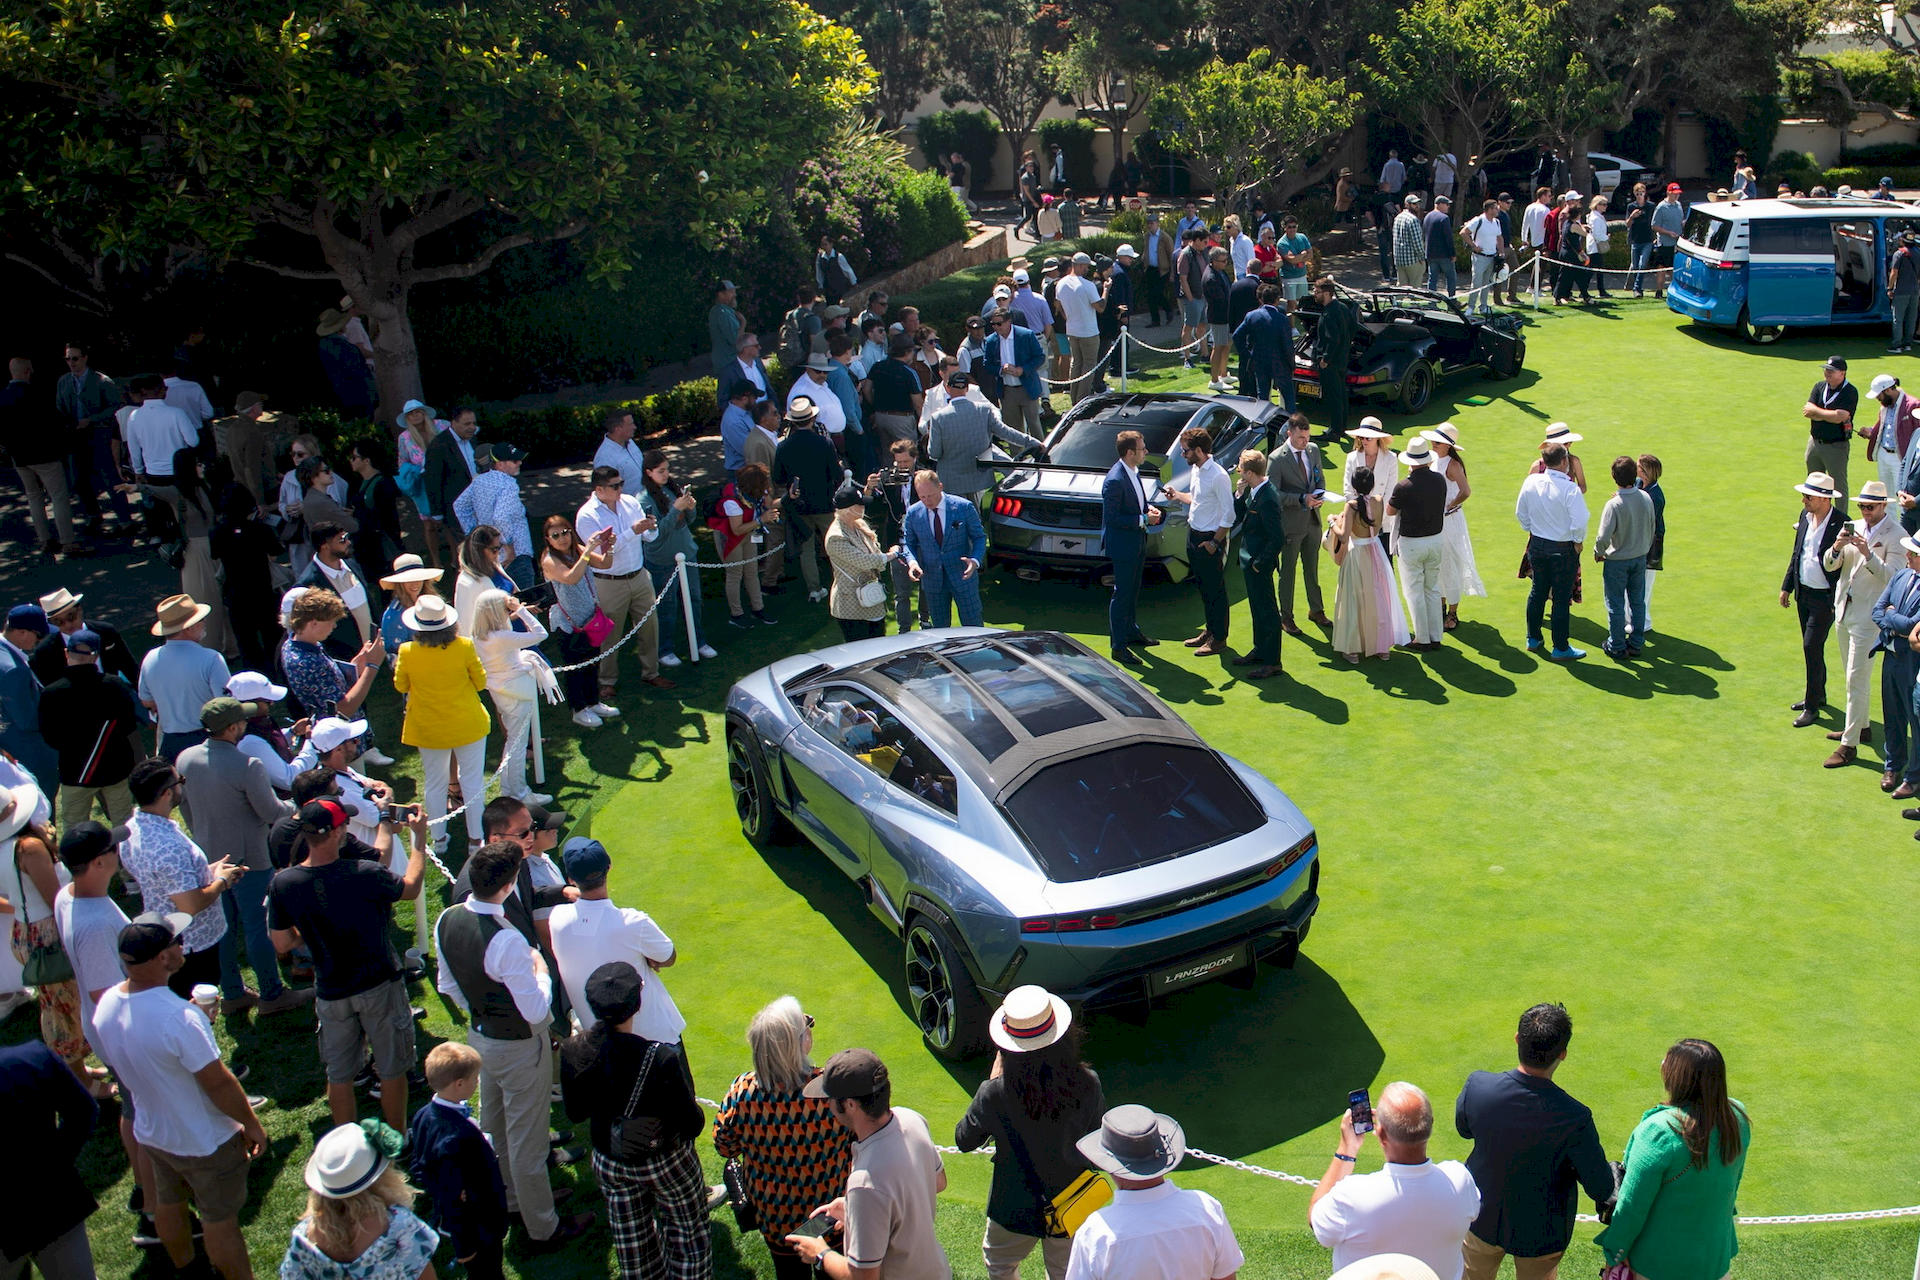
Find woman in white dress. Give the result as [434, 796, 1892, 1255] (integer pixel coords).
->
[1341, 418, 1400, 554]
[1330, 469, 1410, 660]
[1422, 423, 1485, 630]
[469, 588, 552, 807]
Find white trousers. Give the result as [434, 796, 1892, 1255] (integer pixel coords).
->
[1642, 568, 1657, 630]
[491, 684, 537, 800]
[1399, 534, 1446, 642]
[1878, 449, 1903, 498]
[420, 737, 487, 843]
[1838, 617, 1878, 747]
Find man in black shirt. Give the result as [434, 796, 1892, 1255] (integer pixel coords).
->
[30, 587, 135, 686]
[269, 767, 390, 870]
[1455, 1003, 1616, 1280]
[1621, 182, 1656, 298]
[1390, 435, 1450, 650]
[39, 628, 140, 827]
[268, 798, 428, 1130]
[1804, 355, 1859, 517]
[774, 415, 842, 605]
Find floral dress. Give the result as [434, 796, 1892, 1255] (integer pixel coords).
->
[280, 1204, 439, 1280]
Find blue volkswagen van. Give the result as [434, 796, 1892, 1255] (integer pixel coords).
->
[1666, 197, 1920, 343]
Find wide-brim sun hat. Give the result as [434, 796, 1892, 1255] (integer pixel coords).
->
[1902, 534, 1920, 557]
[38, 587, 82, 616]
[1076, 1104, 1186, 1179]
[0, 780, 41, 843]
[1400, 436, 1434, 465]
[1796, 471, 1841, 499]
[380, 553, 444, 588]
[305, 1122, 394, 1198]
[151, 594, 213, 637]
[1857, 480, 1892, 503]
[1420, 423, 1461, 450]
[1542, 422, 1581, 444]
[402, 595, 458, 632]
[990, 985, 1073, 1053]
[1349, 417, 1392, 440]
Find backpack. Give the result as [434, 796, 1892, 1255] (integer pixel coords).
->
[779, 308, 808, 367]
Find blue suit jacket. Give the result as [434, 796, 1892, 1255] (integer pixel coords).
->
[1234, 304, 1292, 368]
[0, 1041, 95, 1258]
[1102, 458, 1152, 554]
[983, 326, 1049, 399]
[902, 495, 987, 578]
[1873, 566, 1920, 651]
[409, 1099, 508, 1256]
[0, 641, 55, 794]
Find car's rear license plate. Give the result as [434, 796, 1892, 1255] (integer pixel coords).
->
[1039, 534, 1097, 555]
[1151, 943, 1249, 995]
[1295, 380, 1321, 397]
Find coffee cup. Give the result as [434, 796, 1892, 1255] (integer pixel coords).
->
[191, 983, 219, 1019]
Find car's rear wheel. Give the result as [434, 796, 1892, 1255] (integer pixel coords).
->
[1735, 307, 1784, 345]
[726, 728, 789, 847]
[1394, 360, 1435, 413]
[903, 916, 989, 1060]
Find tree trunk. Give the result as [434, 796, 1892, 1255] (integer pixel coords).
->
[366, 287, 425, 428]
[1662, 100, 1679, 185]
[1568, 134, 1594, 195]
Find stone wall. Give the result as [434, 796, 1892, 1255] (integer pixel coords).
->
[859, 225, 1010, 298]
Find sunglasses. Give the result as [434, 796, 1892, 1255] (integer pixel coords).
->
[805, 1014, 816, 1029]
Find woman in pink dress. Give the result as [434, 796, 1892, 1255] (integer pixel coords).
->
[1331, 468, 1410, 660]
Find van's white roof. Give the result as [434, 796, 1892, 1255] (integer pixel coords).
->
[1692, 197, 1920, 219]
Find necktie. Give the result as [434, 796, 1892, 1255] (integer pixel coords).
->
[933, 508, 944, 547]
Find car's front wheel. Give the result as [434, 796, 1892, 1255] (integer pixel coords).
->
[726, 728, 790, 847]
[1395, 359, 1435, 413]
[903, 916, 989, 1060]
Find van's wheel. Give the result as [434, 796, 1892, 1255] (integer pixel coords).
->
[1735, 308, 1784, 345]
[1395, 360, 1435, 413]
[903, 916, 989, 1060]
[726, 728, 790, 847]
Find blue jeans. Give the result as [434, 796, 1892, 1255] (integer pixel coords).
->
[502, 554, 535, 590]
[216, 867, 283, 1000]
[1628, 241, 1654, 292]
[1425, 257, 1458, 296]
[648, 559, 706, 657]
[1601, 556, 1648, 653]
[1525, 538, 1577, 649]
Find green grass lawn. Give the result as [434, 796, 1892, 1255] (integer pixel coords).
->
[46, 295, 1920, 1277]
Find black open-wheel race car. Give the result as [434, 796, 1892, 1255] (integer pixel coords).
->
[1292, 286, 1526, 415]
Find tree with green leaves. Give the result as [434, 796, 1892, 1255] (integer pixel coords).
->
[0, 0, 871, 416]
[1148, 50, 1360, 212]
[939, 0, 1064, 163]
[1370, 0, 1556, 200]
[809, 0, 944, 129]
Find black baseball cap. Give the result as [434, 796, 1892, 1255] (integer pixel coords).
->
[803, 1048, 889, 1099]
[59, 820, 128, 871]
[298, 798, 349, 833]
[118, 911, 191, 964]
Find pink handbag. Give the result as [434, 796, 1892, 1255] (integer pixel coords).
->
[556, 595, 615, 647]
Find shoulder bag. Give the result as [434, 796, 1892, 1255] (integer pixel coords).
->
[609, 1041, 669, 1162]
[1044, 1168, 1112, 1237]
[11, 840, 73, 986]
[553, 583, 615, 648]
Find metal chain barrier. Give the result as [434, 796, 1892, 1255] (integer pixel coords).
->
[692, 1097, 1920, 1223]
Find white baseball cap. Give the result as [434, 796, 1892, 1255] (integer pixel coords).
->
[227, 671, 288, 703]
[1115, 244, 1137, 259]
[309, 717, 369, 753]
[1870, 373, 1900, 396]
[1012, 269, 1030, 284]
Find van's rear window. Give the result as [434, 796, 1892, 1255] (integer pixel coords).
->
[1683, 210, 1733, 252]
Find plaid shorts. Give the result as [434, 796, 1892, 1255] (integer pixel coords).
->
[592, 1141, 711, 1280]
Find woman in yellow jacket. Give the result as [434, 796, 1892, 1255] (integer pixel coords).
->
[391, 594, 490, 854]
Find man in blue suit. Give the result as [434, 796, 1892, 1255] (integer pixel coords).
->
[1233, 281, 1296, 412]
[1872, 534, 1920, 799]
[1103, 430, 1163, 664]
[0, 604, 57, 797]
[983, 307, 1050, 440]
[902, 471, 988, 627]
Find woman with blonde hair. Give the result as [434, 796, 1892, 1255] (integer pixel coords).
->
[393, 400, 456, 570]
[469, 588, 552, 807]
[712, 996, 853, 1280]
[282, 1122, 439, 1279]
[824, 481, 896, 641]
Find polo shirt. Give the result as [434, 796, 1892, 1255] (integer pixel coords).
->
[1808, 378, 1858, 443]
[1065, 1179, 1245, 1280]
[870, 359, 924, 416]
[845, 1108, 949, 1280]
[1309, 1159, 1480, 1280]
[1392, 467, 1449, 540]
[1276, 232, 1312, 281]
[137, 638, 231, 733]
[547, 897, 684, 1042]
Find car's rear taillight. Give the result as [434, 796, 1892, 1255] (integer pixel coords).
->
[1350, 372, 1377, 385]
[1264, 831, 1317, 879]
[1709, 259, 1741, 271]
[1021, 913, 1122, 933]
[993, 495, 1023, 517]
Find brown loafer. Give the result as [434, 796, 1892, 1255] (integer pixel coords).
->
[1894, 782, 1919, 800]
[1280, 620, 1305, 638]
[1182, 631, 1211, 648]
[1247, 665, 1282, 679]
[1884, 770, 1900, 792]
[642, 675, 677, 689]
[1193, 642, 1225, 657]
[1308, 611, 1333, 630]
[1230, 655, 1260, 666]
[1830, 728, 1875, 743]
[1792, 709, 1818, 728]
[1823, 746, 1856, 768]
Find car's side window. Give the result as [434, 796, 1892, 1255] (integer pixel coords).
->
[805, 687, 958, 814]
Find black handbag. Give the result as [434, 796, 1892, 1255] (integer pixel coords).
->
[723, 1157, 759, 1233]
[609, 1042, 668, 1161]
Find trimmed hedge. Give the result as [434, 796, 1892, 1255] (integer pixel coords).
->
[917, 109, 1002, 191]
[1823, 165, 1920, 189]
[1038, 118, 1099, 192]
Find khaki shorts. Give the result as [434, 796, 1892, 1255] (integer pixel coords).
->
[316, 977, 415, 1084]
[148, 1131, 251, 1222]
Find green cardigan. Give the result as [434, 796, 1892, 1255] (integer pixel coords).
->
[1596, 1103, 1750, 1280]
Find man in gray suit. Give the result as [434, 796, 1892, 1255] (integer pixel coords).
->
[177, 696, 305, 1013]
[924, 371, 1044, 502]
[1269, 412, 1333, 634]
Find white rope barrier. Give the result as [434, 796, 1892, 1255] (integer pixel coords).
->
[691, 1094, 1920, 1224]
[1038, 338, 1123, 388]
[1126, 331, 1210, 356]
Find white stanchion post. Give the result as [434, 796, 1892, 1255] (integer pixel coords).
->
[1532, 251, 1543, 310]
[415, 882, 429, 959]
[530, 698, 545, 786]
[1119, 328, 1129, 393]
[676, 552, 698, 663]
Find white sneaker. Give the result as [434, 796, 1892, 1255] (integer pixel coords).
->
[589, 702, 622, 718]
[659, 652, 682, 667]
[697, 644, 718, 659]
[522, 791, 554, 806]
[572, 709, 604, 728]
[809, 588, 829, 603]
[359, 747, 395, 767]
